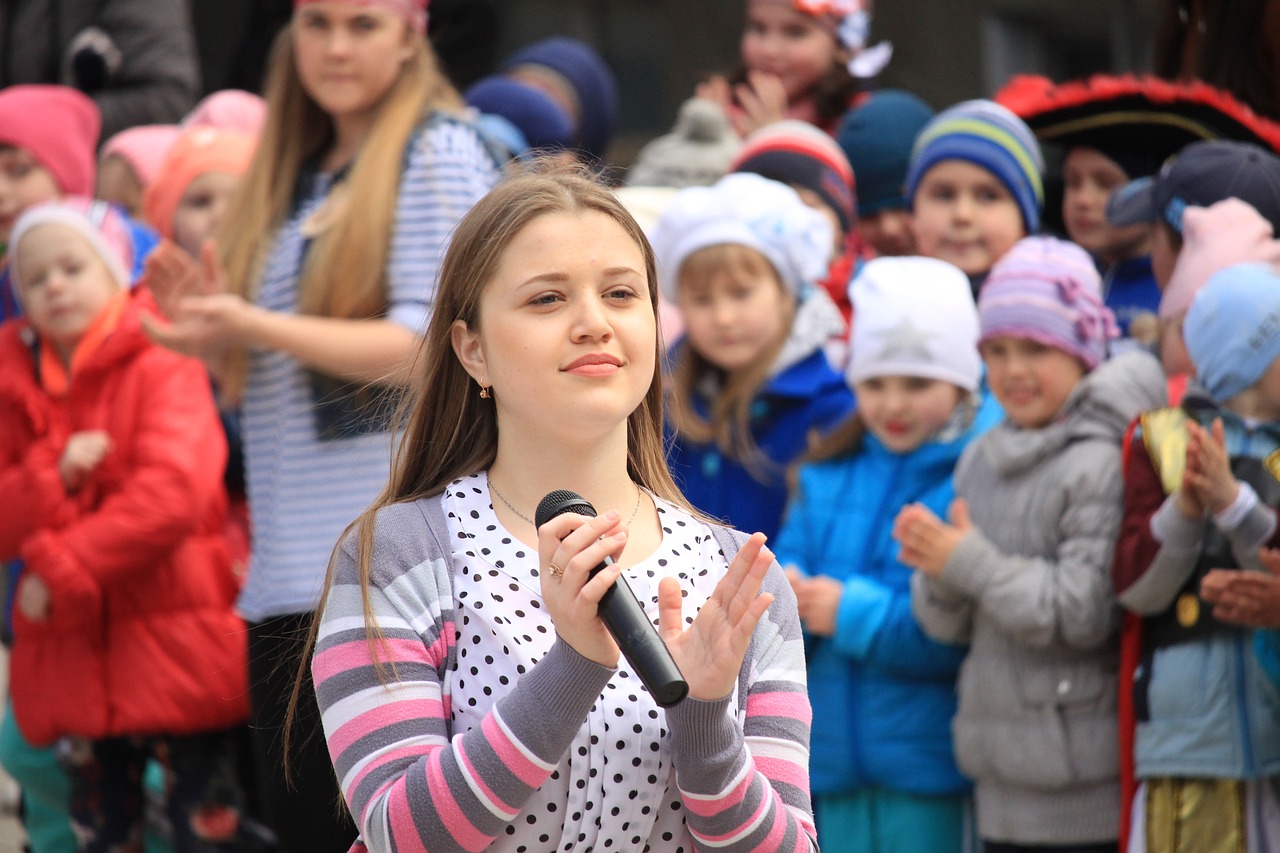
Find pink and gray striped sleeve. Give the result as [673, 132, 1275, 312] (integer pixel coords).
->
[665, 561, 818, 852]
[313, 503, 614, 852]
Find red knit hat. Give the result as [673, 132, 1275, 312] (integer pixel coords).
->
[731, 119, 856, 235]
[0, 85, 101, 196]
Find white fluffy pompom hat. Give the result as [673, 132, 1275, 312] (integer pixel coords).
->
[649, 171, 835, 303]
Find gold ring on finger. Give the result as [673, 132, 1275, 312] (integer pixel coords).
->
[548, 563, 564, 578]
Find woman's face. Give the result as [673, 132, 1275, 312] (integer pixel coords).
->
[452, 210, 657, 447]
[292, 3, 414, 125]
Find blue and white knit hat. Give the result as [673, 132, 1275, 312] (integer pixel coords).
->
[1184, 262, 1280, 402]
[904, 99, 1045, 234]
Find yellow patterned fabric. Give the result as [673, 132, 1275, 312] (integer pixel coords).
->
[1266, 448, 1280, 482]
[1141, 408, 1190, 495]
[1144, 777, 1245, 853]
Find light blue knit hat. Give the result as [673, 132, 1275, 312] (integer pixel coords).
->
[904, 98, 1045, 234]
[1184, 262, 1280, 402]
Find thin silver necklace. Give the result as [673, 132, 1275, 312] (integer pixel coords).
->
[488, 475, 643, 528]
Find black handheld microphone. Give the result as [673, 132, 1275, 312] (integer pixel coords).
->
[535, 489, 689, 707]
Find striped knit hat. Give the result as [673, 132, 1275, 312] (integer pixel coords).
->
[731, 120, 856, 235]
[978, 236, 1118, 370]
[905, 99, 1045, 234]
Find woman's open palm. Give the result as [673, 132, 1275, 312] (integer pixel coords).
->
[659, 533, 775, 701]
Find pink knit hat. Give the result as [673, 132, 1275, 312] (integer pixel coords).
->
[293, 0, 428, 34]
[100, 125, 183, 189]
[182, 90, 268, 135]
[144, 127, 257, 240]
[9, 197, 134, 296]
[0, 85, 100, 196]
[978, 236, 1119, 370]
[1159, 198, 1280, 320]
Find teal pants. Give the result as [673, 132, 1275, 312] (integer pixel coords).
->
[815, 786, 972, 853]
[0, 701, 174, 852]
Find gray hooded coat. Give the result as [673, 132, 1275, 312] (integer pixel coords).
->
[912, 349, 1167, 845]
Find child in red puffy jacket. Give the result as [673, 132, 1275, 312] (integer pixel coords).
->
[0, 198, 252, 850]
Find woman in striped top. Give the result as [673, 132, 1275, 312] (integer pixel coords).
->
[144, 0, 501, 848]
[304, 166, 818, 853]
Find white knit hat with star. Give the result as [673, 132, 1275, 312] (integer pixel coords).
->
[847, 256, 982, 392]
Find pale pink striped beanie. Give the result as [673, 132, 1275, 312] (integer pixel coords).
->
[978, 236, 1118, 370]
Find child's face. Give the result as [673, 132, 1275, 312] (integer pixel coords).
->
[172, 171, 241, 257]
[292, 3, 415, 127]
[792, 186, 843, 255]
[1151, 222, 1181, 289]
[96, 154, 143, 220]
[1062, 147, 1150, 265]
[741, 0, 841, 104]
[911, 160, 1025, 277]
[0, 147, 60, 247]
[980, 335, 1086, 429]
[1158, 313, 1193, 376]
[854, 375, 964, 453]
[860, 207, 915, 257]
[678, 252, 791, 373]
[451, 210, 655, 443]
[1249, 357, 1280, 422]
[16, 223, 121, 359]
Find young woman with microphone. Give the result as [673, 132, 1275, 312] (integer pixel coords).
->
[301, 164, 817, 853]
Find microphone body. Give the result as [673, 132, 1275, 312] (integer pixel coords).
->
[535, 489, 689, 707]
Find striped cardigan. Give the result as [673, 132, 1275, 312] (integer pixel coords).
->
[312, 491, 818, 853]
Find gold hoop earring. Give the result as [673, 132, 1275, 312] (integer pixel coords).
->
[479, 385, 491, 399]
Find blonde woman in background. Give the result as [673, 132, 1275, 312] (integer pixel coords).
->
[145, 0, 501, 848]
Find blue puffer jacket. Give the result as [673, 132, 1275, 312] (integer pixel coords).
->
[774, 390, 1002, 796]
[1257, 630, 1280, 688]
[666, 348, 854, 542]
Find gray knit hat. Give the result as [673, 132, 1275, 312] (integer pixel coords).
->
[626, 98, 741, 189]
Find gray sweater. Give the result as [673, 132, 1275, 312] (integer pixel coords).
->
[912, 350, 1166, 845]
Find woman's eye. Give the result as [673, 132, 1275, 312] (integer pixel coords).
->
[530, 293, 561, 306]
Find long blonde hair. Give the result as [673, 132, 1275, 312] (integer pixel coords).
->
[667, 244, 795, 481]
[216, 20, 462, 402]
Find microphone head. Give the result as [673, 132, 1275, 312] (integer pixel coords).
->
[535, 489, 597, 528]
